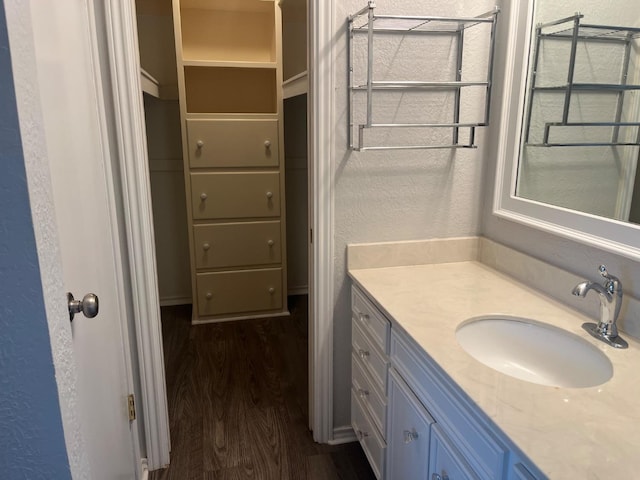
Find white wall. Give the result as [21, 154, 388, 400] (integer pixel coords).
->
[332, 0, 496, 429]
[481, 0, 640, 339]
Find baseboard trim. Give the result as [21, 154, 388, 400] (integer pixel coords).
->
[328, 425, 357, 445]
[159, 296, 191, 307]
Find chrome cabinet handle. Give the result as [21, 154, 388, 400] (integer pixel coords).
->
[358, 349, 369, 360]
[432, 471, 449, 480]
[358, 388, 369, 398]
[67, 292, 99, 321]
[357, 429, 369, 440]
[358, 312, 370, 323]
[403, 429, 419, 444]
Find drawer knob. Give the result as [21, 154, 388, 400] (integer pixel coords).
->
[202, 242, 211, 251]
[264, 140, 271, 148]
[358, 388, 369, 398]
[358, 349, 369, 360]
[266, 191, 273, 199]
[196, 140, 204, 149]
[357, 429, 369, 440]
[267, 239, 274, 247]
[205, 292, 213, 300]
[268, 287, 275, 294]
[200, 192, 208, 201]
[403, 429, 419, 444]
[358, 312, 370, 323]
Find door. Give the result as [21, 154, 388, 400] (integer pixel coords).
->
[17, 1, 141, 478]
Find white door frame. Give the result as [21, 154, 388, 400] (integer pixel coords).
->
[97, 0, 337, 466]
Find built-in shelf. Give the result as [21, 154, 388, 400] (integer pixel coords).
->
[182, 60, 277, 69]
[283, 71, 308, 99]
[140, 67, 160, 98]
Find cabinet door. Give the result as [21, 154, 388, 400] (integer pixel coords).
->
[386, 368, 434, 480]
[429, 425, 480, 480]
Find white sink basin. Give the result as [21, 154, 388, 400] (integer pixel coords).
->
[456, 315, 613, 388]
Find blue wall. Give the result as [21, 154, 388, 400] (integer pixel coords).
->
[0, 3, 71, 478]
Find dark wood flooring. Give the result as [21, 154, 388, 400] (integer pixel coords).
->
[150, 296, 375, 480]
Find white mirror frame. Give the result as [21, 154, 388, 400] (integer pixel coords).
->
[493, 0, 640, 261]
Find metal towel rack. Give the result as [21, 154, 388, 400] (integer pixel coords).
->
[524, 14, 640, 148]
[347, 1, 500, 151]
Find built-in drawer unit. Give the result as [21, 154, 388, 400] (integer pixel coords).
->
[352, 352, 387, 436]
[351, 287, 390, 353]
[352, 321, 389, 394]
[193, 221, 281, 269]
[352, 389, 386, 480]
[430, 425, 480, 480]
[186, 119, 279, 168]
[196, 268, 282, 317]
[390, 329, 507, 479]
[190, 172, 280, 220]
[386, 368, 434, 480]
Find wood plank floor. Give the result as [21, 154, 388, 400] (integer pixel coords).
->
[150, 296, 375, 480]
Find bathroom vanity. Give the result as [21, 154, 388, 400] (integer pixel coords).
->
[348, 238, 640, 479]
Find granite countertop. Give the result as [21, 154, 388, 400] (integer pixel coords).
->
[349, 260, 640, 479]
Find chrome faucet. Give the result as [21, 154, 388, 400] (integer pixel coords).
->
[572, 265, 628, 349]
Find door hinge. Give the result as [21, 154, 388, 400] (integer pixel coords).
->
[127, 394, 136, 421]
[310, 228, 313, 244]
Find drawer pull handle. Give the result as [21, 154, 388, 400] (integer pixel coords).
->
[432, 472, 449, 480]
[357, 429, 369, 440]
[403, 429, 419, 444]
[264, 140, 271, 148]
[196, 140, 204, 149]
[358, 349, 369, 360]
[200, 192, 208, 201]
[266, 191, 273, 199]
[267, 239, 274, 247]
[358, 388, 369, 398]
[358, 312, 370, 323]
[268, 287, 275, 294]
[202, 242, 211, 251]
[205, 292, 213, 300]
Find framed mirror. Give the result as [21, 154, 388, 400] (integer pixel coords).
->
[494, 0, 640, 260]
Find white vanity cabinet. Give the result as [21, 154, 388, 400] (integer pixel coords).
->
[351, 285, 543, 480]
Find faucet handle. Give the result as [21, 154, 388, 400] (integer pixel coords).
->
[598, 265, 621, 292]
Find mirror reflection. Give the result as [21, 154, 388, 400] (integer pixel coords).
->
[516, 1, 640, 225]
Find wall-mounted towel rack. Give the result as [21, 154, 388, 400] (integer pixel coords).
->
[347, 1, 500, 151]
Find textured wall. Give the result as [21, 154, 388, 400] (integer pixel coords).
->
[481, 0, 640, 337]
[332, 0, 496, 429]
[0, 4, 71, 478]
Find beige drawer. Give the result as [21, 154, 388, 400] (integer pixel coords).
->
[352, 322, 388, 394]
[186, 119, 279, 168]
[193, 221, 281, 269]
[352, 389, 386, 480]
[196, 268, 282, 316]
[190, 172, 280, 220]
[352, 287, 390, 354]
[352, 352, 387, 437]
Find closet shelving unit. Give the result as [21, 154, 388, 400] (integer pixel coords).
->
[347, 1, 500, 151]
[524, 14, 640, 148]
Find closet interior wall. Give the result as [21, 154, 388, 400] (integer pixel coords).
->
[136, 0, 191, 306]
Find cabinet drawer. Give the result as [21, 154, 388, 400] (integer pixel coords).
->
[352, 287, 390, 353]
[190, 172, 280, 220]
[186, 119, 279, 168]
[352, 352, 387, 437]
[352, 322, 388, 394]
[386, 368, 434, 480]
[352, 389, 386, 480]
[196, 268, 282, 316]
[193, 221, 281, 269]
[429, 425, 480, 480]
[391, 330, 507, 479]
